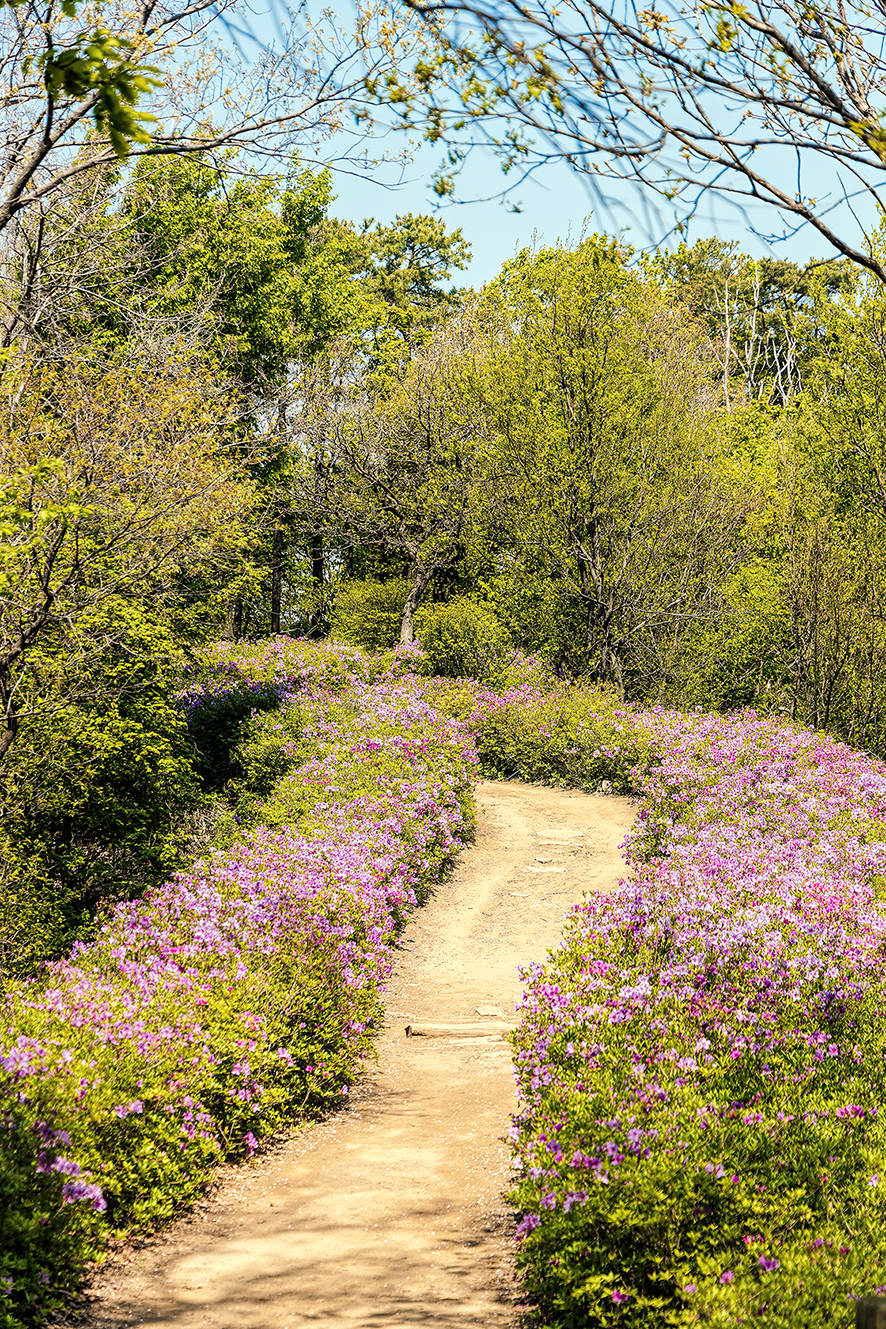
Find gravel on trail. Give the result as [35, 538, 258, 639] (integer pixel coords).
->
[69, 780, 634, 1329]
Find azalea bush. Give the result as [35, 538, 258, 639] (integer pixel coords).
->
[0, 639, 474, 1327]
[8, 638, 886, 1329]
[424, 673, 644, 788]
[471, 688, 886, 1327]
[177, 636, 389, 791]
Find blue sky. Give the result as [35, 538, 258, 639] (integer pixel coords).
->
[230, 1, 880, 289]
[326, 139, 863, 288]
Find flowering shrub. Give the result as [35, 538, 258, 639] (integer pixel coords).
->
[177, 636, 393, 791]
[475, 693, 886, 1327]
[8, 638, 884, 1329]
[0, 640, 474, 1328]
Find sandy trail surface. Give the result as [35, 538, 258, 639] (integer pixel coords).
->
[74, 781, 634, 1329]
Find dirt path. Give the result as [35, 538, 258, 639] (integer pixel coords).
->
[76, 781, 634, 1329]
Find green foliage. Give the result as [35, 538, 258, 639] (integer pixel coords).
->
[414, 596, 513, 682]
[359, 212, 471, 333]
[313, 211, 471, 363]
[34, 20, 161, 159]
[0, 604, 201, 974]
[186, 684, 285, 794]
[479, 236, 736, 694]
[0, 1082, 105, 1329]
[653, 560, 792, 713]
[182, 635, 400, 815]
[329, 579, 410, 651]
[688, 1225, 886, 1327]
[509, 1076, 886, 1329]
[427, 676, 648, 789]
[125, 155, 359, 381]
[221, 702, 308, 827]
[650, 238, 853, 404]
[479, 558, 591, 678]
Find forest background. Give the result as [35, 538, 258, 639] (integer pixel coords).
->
[3, 0, 886, 984]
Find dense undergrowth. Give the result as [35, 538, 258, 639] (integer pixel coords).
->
[0, 639, 474, 1328]
[427, 675, 886, 1328]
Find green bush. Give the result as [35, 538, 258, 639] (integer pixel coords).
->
[480, 561, 592, 678]
[185, 680, 284, 792]
[414, 597, 514, 683]
[424, 676, 649, 790]
[0, 606, 202, 976]
[0, 1080, 105, 1329]
[328, 579, 409, 651]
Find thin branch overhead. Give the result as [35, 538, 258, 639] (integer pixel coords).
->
[0, 0, 426, 234]
[391, 0, 886, 275]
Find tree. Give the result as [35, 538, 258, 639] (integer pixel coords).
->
[292, 306, 506, 643]
[352, 212, 471, 337]
[0, 343, 252, 763]
[478, 237, 745, 694]
[3, 152, 363, 371]
[0, 601, 202, 972]
[308, 210, 472, 377]
[97, 153, 367, 639]
[398, 0, 886, 278]
[651, 240, 852, 406]
[268, 209, 473, 639]
[774, 231, 886, 747]
[124, 155, 366, 382]
[0, 0, 423, 235]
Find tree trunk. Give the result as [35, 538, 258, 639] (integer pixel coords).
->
[307, 535, 325, 639]
[0, 674, 18, 764]
[400, 567, 434, 645]
[270, 523, 284, 635]
[311, 535, 324, 587]
[224, 599, 244, 640]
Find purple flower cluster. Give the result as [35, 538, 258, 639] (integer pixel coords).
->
[0, 640, 475, 1316]
[175, 636, 395, 718]
[489, 698, 886, 1322]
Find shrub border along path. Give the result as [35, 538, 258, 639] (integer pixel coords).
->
[450, 682, 886, 1328]
[0, 641, 475, 1329]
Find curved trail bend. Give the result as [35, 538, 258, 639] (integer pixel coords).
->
[78, 781, 635, 1329]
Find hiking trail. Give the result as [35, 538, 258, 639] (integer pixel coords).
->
[72, 780, 635, 1329]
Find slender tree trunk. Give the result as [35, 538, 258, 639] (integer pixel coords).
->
[0, 674, 18, 764]
[224, 599, 243, 640]
[400, 567, 434, 645]
[577, 504, 626, 697]
[271, 398, 289, 637]
[311, 535, 324, 587]
[270, 522, 284, 635]
[307, 535, 325, 639]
